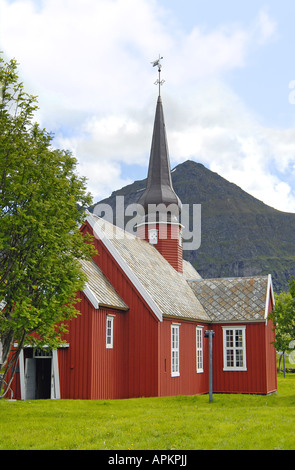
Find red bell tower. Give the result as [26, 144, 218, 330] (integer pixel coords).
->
[137, 58, 183, 272]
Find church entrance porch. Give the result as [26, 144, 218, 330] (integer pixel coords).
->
[19, 347, 60, 400]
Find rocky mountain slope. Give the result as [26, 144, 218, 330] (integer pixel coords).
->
[90, 160, 295, 293]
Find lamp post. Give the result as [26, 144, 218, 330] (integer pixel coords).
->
[205, 330, 215, 402]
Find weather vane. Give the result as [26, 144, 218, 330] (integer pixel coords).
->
[151, 55, 165, 96]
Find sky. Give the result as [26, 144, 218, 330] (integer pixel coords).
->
[1, 0, 295, 213]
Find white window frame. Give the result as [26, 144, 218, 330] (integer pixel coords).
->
[106, 315, 115, 349]
[222, 326, 247, 371]
[171, 323, 180, 377]
[196, 326, 204, 373]
[148, 228, 158, 245]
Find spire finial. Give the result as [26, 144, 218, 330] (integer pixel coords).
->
[151, 55, 165, 96]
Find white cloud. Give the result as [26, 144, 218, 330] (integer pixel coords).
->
[56, 134, 133, 200]
[1, 0, 294, 212]
[164, 81, 295, 213]
[78, 159, 133, 202]
[254, 7, 278, 44]
[0, 0, 170, 116]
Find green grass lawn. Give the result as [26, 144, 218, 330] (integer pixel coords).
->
[1, 372, 295, 450]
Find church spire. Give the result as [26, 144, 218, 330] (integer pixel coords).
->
[138, 58, 181, 221]
[137, 58, 183, 273]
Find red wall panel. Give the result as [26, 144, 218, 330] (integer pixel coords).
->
[159, 318, 209, 397]
[58, 291, 93, 399]
[90, 306, 128, 399]
[137, 223, 183, 273]
[59, 290, 129, 400]
[81, 222, 160, 399]
[212, 322, 277, 395]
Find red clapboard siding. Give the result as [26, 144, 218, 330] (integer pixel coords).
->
[137, 223, 183, 273]
[159, 318, 209, 397]
[212, 322, 276, 395]
[90, 306, 128, 399]
[59, 291, 128, 400]
[81, 221, 160, 398]
[58, 291, 93, 399]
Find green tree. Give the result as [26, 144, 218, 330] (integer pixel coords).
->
[0, 54, 96, 397]
[269, 277, 295, 372]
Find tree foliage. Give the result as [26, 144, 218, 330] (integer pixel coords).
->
[0, 54, 96, 397]
[269, 277, 295, 370]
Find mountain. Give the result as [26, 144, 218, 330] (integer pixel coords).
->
[90, 160, 295, 293]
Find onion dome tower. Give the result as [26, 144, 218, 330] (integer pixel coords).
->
[137, 57, 183, 272]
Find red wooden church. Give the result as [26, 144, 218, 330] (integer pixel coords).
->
[10, 86, 277, 401]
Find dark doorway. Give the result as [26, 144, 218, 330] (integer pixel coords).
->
[36, 358, 52, 399]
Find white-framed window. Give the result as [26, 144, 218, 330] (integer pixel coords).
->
[196, 327, 204, 373]
[171, 323, 180, 377]
[106, 315, 115, 349]
[148, 228, 158, 245]
[223, 326, 247, 371]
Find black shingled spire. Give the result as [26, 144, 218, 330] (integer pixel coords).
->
[138, 95, 182, 221]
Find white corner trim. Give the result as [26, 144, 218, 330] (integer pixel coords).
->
[51, 349, 61, 399]
[83, 283, 100, 309]
[265, 274, 275, 322]
[19, 349, 25, 400]
[87, 215, 163, 322]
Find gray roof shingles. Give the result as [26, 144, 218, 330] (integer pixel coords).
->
[83, 214, 270, 323]
[86, 215, 209, 321]
[80, 258, 128, 311]
[188, 276, 269, 322]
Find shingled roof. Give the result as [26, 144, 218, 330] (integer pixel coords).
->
[85, 213, 209, 322]
[83, 214, 273, 323]
[137, 95, 182, 222]
[80, 258, 128, 311]
[188, 276, 273, 322]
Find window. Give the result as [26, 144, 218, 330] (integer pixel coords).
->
[33, 348, 52, 358]
[148, 229, 158, 245]
[196, 327, 203, 373]
[223, 327, 247, 371]
[171, 324, 180, 377]
[106, 315, 114, 349]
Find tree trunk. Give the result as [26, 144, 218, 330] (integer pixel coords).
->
[0, 331, 25, 398]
